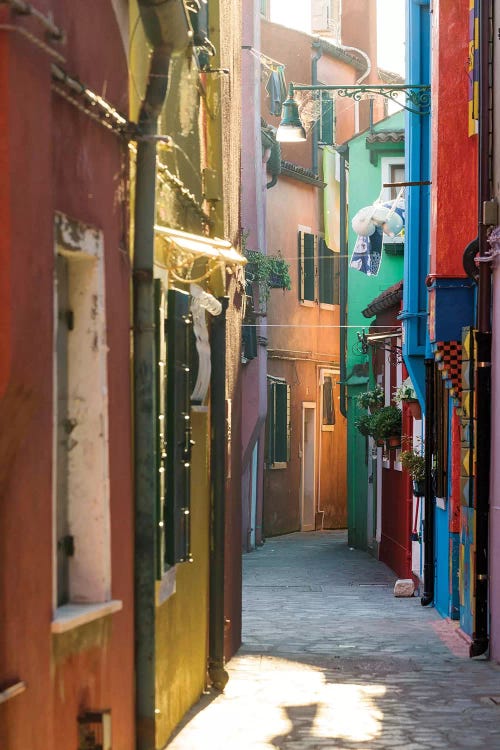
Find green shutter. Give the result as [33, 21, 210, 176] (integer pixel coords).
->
[267, 381, 290, 465]
[299, 231, 315, 302]
[154, 280, 167, 577]
[166, 289, 193, 565]
[319, 238, 334, 304]
[319, 93, 335, 146]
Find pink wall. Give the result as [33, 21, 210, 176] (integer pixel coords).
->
[0, 3, 134, 748]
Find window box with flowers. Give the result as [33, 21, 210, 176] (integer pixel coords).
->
[394, 377, 422, 420]
[370, 405, 402, 449]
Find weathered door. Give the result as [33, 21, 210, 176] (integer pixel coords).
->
[301, 403, 316, 531]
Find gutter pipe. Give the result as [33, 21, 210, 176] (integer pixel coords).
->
[421, 357, 435, 606]
[311, 41, 322, 176]
[209, 298, 230, 690]
[470, 0, 493, 658]
[337, 144, 348, 418]
[133, 2, 191, 747]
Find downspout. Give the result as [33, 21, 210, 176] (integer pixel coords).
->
[338, 144, 348, 418]
[339, 44, 371, 133]
[421, 357, 435, 606]
[133, 3, 191, 747]
[470, 0, 493, 658]
[311, 41, 322, 176]
[209, 298, 230, 689]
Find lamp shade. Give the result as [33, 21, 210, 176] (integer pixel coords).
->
[276, 88, 306, 142]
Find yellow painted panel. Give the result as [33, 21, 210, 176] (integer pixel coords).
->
[155, 410, 211, 748]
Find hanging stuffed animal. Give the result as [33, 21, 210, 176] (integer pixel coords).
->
[350, 191, 405, 276]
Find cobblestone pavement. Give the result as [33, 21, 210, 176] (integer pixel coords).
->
[167, 531, 500, 749]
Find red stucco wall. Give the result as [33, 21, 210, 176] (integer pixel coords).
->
[0, 3, 134, 749]
[430, 0, 478, 277]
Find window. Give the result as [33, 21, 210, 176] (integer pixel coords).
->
[298, 230, 316, 302]
[299, 231, 339, 306]
[389, 164, 405, 200]
[242, 281, 257, 362]
[381, 156, 405, 202]
[53, 215, 112, 611]
[154, 279, 167, 577]
[321, 371, 336, 431]
[267, 379, 291, 468]
[318, 237, 340, 305]
[165, 289, 193, 565]
[318, 92, 335, 146]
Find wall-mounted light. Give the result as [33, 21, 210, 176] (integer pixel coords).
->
[276, 84, 307, 143]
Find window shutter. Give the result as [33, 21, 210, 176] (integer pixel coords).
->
[319, 237, 334, 304]
[154, 279, 167, 577]
[319, 93, 335, 146]
[267, 381, 290, 465]
[242, 324, 257, 360]
[165, 288, 193, 565]
[299, 231, 315, 302]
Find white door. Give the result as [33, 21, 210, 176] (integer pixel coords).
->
[301, 403, 316, 531]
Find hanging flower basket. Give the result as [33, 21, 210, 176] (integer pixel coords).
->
[413, 479, 425, 496]
[386, 435, 402, 450]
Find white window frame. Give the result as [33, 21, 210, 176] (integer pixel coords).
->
[51, 214, 121, 633]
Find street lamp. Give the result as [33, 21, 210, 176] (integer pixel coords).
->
[276, 82, 431, 142]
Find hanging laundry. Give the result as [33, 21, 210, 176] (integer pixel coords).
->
[266, 67, 287, 117]
[350, 227, 383, 276]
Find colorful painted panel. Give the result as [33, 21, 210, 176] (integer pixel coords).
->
[468, 0, 479, 136]
[460, 507, 476, 636]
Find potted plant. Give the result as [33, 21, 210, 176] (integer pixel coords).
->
[357, 386, 384, 413]
[354, 413, 374, 437]
[400, 446, 426, 496]
[394, 378, 422, 420]
[371, 405, 402, 449]
[244, 248, 291, 304]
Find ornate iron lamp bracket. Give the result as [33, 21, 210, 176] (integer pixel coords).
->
[290, 83, 431, 117]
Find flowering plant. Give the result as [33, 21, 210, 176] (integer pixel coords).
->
[357, 386, 384, 411]
[393, 377, 417, 406]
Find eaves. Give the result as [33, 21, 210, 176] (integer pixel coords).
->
[280, 160, 325, 188]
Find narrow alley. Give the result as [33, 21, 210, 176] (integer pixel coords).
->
[168, 532, 500, 749]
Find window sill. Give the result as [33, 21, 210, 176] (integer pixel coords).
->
[299, 299, 315, 307]
[51, 600, 123, 634]
[268, 461, 288, 470]
[319, 303, 336, 310]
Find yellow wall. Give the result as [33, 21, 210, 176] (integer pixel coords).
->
[155, 410, 210, 748]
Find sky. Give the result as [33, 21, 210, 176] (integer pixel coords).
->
[269, 0, 406, 77]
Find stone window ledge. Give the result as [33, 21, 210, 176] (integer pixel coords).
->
[51, 600, 123, 634]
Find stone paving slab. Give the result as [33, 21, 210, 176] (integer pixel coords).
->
[166, 531, 500, 749]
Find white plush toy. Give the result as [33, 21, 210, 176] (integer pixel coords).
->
[351, 206, 376, 236]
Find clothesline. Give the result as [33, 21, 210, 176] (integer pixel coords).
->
[242, 45, 286, 72]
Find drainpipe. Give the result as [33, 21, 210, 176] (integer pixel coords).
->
[338, 144, 348, 418]
[209, 298, 230, 690]
[470, 0, 493, 658]
[133, 3, 191, 747]
[339, 44, 371, 133]
[421, 357, 434, 606]
[311, 40, 322, 176]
